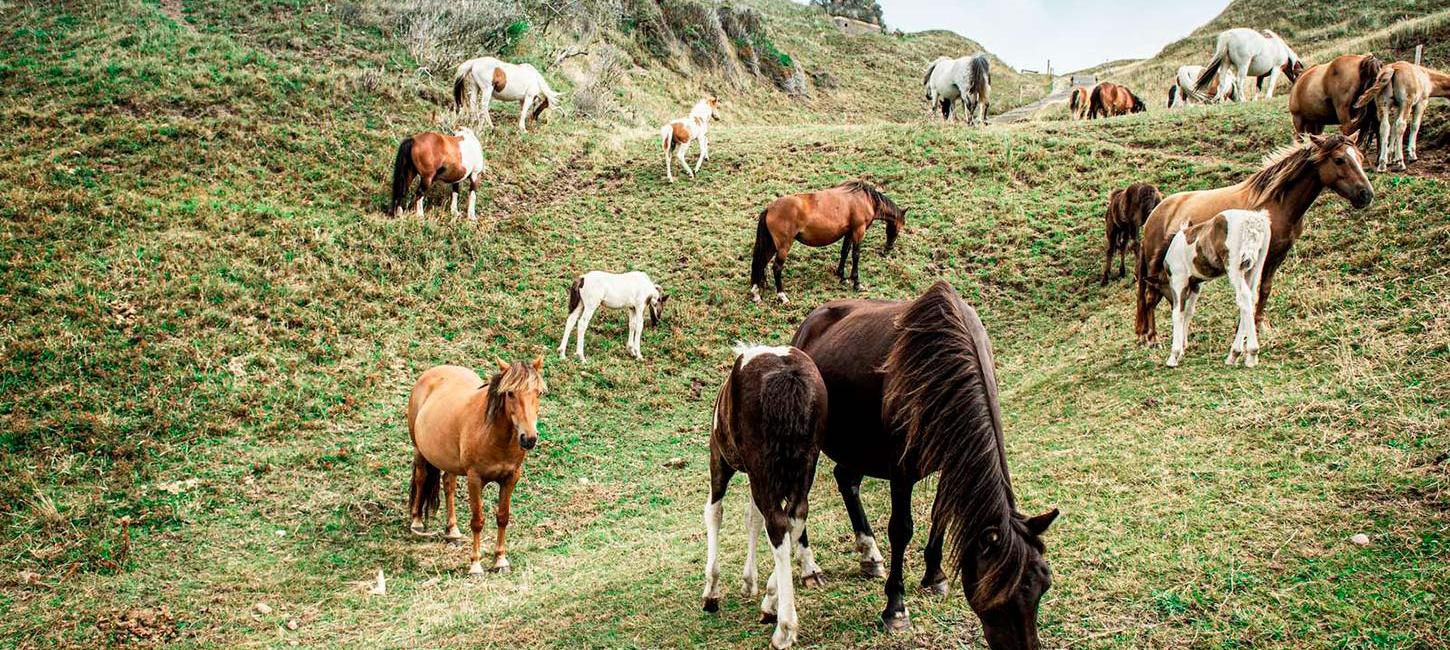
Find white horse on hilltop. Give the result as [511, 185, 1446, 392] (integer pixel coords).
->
[660, 97, 721, 182]
[1163, 209, 1272, 368]
[923, 54, 991, 125]
[1194, 28, 1304, 103]
[453, 57, 562, 133]
[558, 271, 669, 362]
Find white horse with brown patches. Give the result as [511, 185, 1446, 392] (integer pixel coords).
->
[558, 271, 669, 361]
[1163, 209, 1272, 368]
[453, 57, 561, 133]
[661, 97, 721, 182]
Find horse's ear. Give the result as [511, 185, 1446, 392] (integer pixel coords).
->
[531, 356, 543, 371]
[1025, 508, 1060, 537]
[496, 357, 511, 372]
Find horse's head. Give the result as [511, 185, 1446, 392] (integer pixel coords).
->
[697, 96, 721, 122]
[648, 289, 669, 326]
[1129, 92, 1147, 114]
[1283, 58, 1305, 82]
[967, 509, 1059, 650]
[490, 357, 546, 450]
[1309, 133, 1374, 209]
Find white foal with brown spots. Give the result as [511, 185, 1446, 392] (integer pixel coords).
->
[661, 97, 720, 182]
[453, 57, 561, 133]
[1164, 209, 1272, 368]
[558, 271, 669, 362]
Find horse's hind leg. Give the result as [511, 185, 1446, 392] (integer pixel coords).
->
[797, 526, 825, 588]
[772, 255, 789, 305]
[1408, 100, 1426, 163]
[742, 491, 764, 599]
[450, 182, 461, 217]
[1101, 229, 1116, 286]
[880, 478, 917, 633]
[409, 452, 430, 534]
[1394, 105, 1411, 171]
[849, 236, 862, 291]
[1375, 107, 1393, 172]
[443, 473, 462, 541]
[702, 449, 735, 612]
[558, 306, 582, 359]
[678, 143, 694, 180]
[833, 465, 884, 578]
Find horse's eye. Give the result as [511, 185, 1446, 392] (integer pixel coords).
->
[1334, 157, 1345, 165]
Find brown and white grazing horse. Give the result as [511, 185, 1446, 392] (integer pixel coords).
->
[750, 180, 906, 304]
[1135, 134, 1374, 344]
[407, 359, 545, 575]
[1069, 86, 1090, 120]
[702, 344, 829, 650]
[1088, 82, 1146, 118]
[1353, 61, 1450, 171]
[389, 128, 485, 220]
[1288, 54, 1385, 149]
[1101, 182, 1162, 285]
[661, 97, 721, 182]
[1168, 65, 1239, 107]
[453, 57, 561, 133]
[791, 281, 1058, 645]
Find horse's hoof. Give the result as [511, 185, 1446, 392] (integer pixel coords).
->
[1244, 355, 1259, 368]
[922, 579, 949, 596]
[443, 528, 463, 541]
[777, 293, 789, 305]
[490, 560, 512, 574]
[703, 597, 721, 613]
[881, 612, 912, 634]
[801, 572, 826, 589]
[770, 626, 797, 649]
[468, 562, 485, 576]
[860, 560, 886, 579]
[410, 525, 437, 538]
[1166, 356, 1179, 368]
[759, 611, 777, 625]
[1396, 163, 1408, 172]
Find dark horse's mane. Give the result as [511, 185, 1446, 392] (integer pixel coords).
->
[882, 281, 1040, 610]
[835, 180, 901, 218]
[1246, 135, 1343, 204]
[483, 362, 547, 423]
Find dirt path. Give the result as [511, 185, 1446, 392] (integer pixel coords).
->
[993, 75, 1088, 124]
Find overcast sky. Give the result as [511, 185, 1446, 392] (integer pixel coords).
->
[873, 0, 1230, 72]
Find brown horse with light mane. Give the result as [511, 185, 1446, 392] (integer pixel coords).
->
[408, 359, 545, 575]
[750, 181, 906, 304]
[1288, 54, 1385, 148]
[1135, 134, 1374, 344]
[1089, 82, 1146, 119]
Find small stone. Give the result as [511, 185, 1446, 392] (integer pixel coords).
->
[578, 478, 589, 485]
[254, 602, 272, 615]
[286, 619, 299, 631]
[1350, 533, 1370, 546]
[368, 569, 387, 595]
[275, 529, 286, 537]
[663, 458, 687, 470]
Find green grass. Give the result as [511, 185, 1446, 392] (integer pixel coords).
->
[1, 0, 1446, 648]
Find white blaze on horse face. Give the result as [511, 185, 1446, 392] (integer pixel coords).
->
[733, 344, 791, 368]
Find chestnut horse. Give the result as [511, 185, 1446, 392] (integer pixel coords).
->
[750, 181, 906, 304]
[702, 344, 829, 649]
[1354, 61, 1450, 171]
[1135, 134, 1374, 344]
[1101, 182, 1162, 285]
[1089, 82, 1146, 118]
[407, 359, 545, 575]
[389, 128, 486, 220]
[791, 281, 1058, 644]
[1288, 54, 1384, 149]
[1069, 86, 1090, 120]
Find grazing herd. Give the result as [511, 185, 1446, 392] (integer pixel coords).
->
[384, 23, 1435, 649]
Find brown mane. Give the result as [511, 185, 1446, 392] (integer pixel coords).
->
[834, 180, 902, 219]
[484, 362, 547, 423]
[1245, 135, 1344, 204]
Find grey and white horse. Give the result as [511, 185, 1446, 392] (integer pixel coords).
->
[923, 54, 991, 125]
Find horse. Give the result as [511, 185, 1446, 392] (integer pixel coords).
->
[750, 180, 906, 304]
[558, 271, 668, 362]
[924, 54, 991, 125]
[1101, 182, 1163, 285]
[1135, 134, 1374, 345]
[407, 359, 546, 575]
[1168, 65, 1238, 107]
[1194, 28, 1304, 103]
[1069, 86, 1090, 120]
[1353, 61, 1450, 171]
[791, 281, 1058, 644]
[701, 344, 829, 649]
[661, 97, 721, 182]
[453, 57, 562, 133]
[388, 128, 485, 220]
[1288, 55, 1385, 151]
[1163, 209, 1272, 368]
[1088, 82, 1146, 118]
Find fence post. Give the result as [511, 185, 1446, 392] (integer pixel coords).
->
[1415, 44, 1423, 66]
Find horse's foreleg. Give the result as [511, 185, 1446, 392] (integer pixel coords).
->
[467, 179, 478, 222]
[835, 237, 850, 279]
[466, 472, 486, 575]
[1264, 67, 1281, 99]
[1101, 230, 1116, 286]
[491, 476, 515, 572]
[919, 501, 948, 595]
[558, 307, 581, 359]
[849, 236, 862, 291]
[693, 135, 708, 175]
[834, 465, 883, 578]
[450, 182, 461, 217]
[443, 473, 462, 540]
[1166, 281, 1187, 367]
[1409, 100, 1426, 163]
[1376, 108, 1393, 172]
[880, 478, 916, 632]
[1183, 285, 1201, 349]
[627, 307, 644, 360]
[702, 450, 735, 612]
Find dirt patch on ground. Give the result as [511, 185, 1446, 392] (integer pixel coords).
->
[157, 0, 196, 32]
[96, 606, 181, 646]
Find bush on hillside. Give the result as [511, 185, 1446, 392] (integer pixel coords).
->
[719, 4, 765, 75]
[810, 0, 883, 28]
[572, 45, 627, 119]
[394, 0, 529, 72]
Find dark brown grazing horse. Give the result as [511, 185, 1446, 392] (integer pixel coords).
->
[1135, 134, 1374, 344]
[389, 128, 486, 220]
[702, 345, 829, 649]
[408, 359, 545, 575]
[1288, 54, 1385, 150]
[792, 281, 1058, 647]
[750, 180, 906, 304]
[1088, 82, 1146, 119]
[1101, 183, 1163, 285]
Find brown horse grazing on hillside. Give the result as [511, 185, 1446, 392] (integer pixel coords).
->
[1089, 82, 1146, 119]
[389, 128, 486, 220]
[408, 359, 545, 575]
[792, 281, 1058, 645]
[1069, 86, 1090, 120]
[1354, 61, 1450, 171]
[750, 181, 906, 304]
[1135, 134, 1374, 344]
[1101, 182, 1162, 285]
[702, 345, 829, 649]
[1288, 55, 1385, 149]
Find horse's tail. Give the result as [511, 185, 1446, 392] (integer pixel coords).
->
[750, 209, 774, 290]
[409, 453, 442, 523]
[389, 137, 415, 216]
[661, 123, 674, 152]
[1167, 85, 1179, 108]
[567, 275, 584, 314]
[922, 60, 939, 100]
[1070, 88, 1083, 114]
[453, 62, 471, 111]
[1237, 211, 1271, 272]
[1195, 40, 1227, 95]
[750, 351, 821, 484]
[1349, 56, 1386, 149]
[1355, 62, 1394, 111]
[970, 54, 991, 101]
[1088, 84, 1105, 119]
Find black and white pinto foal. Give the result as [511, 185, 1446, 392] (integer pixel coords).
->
[703, 345, 829, 650]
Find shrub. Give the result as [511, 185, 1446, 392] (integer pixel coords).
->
[572, 45, 626, 119]
[392, 0, 528, 72]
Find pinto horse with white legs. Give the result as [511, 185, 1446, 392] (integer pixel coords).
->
[1136, 134, 1374, 345]
[407, 359, 545, 575]
[1194, 28, 1304, 103]
[389, 128, 485, 220]
[1163, 209, 1272, 368]
[661, 97, 721, 182]
[791, 281, 1059, 646]
[702, 345, 829, 650]
[453, 57, 561, 133]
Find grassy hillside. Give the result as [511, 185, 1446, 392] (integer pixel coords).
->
[1, 1, 1446, 649]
